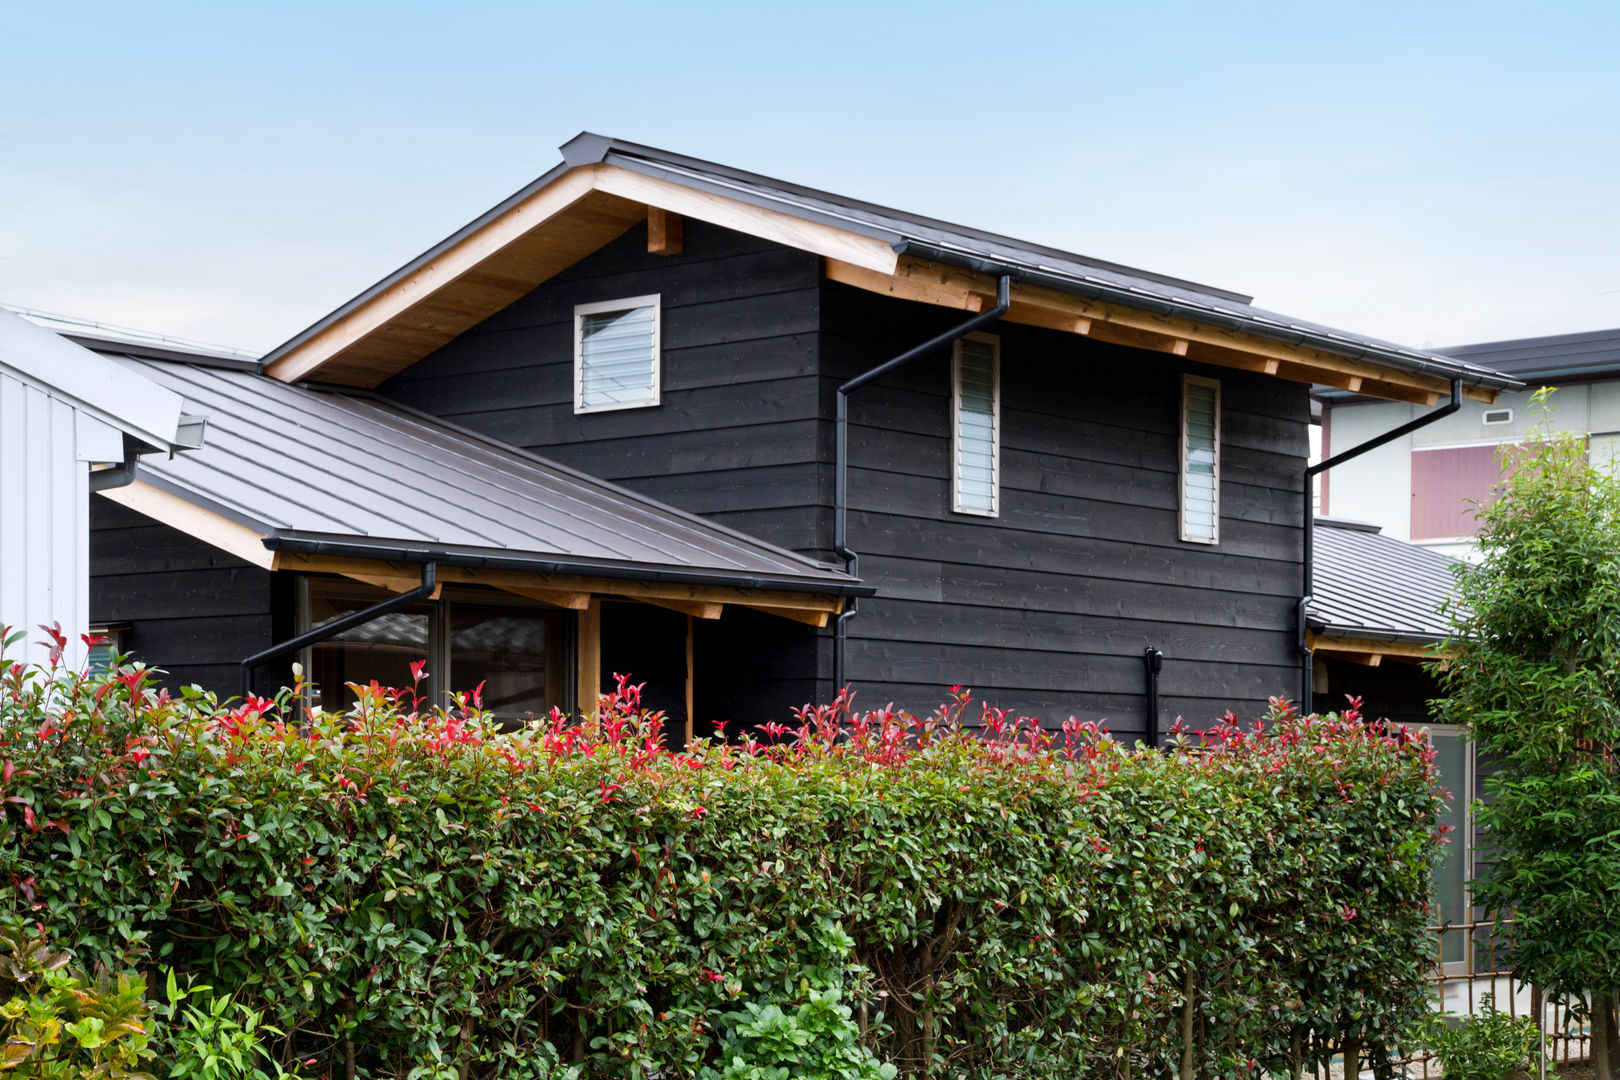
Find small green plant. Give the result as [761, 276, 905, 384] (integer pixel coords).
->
[700, 981, 896, 1080]
[152, 972, 289, 1080]
[1421, 994, 1552, 1080]
[0, 922, 154, 1078]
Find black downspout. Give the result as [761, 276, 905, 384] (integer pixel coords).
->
[240, 562, 438, 698]
[1142, 647, 1163, 747]
[1299, 379, 1462, 704]
[833, 275, 1011, 695]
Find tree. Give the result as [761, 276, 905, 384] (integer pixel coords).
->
[1435, 394, 1620, 1080]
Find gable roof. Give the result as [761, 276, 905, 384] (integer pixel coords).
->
[1437, 327, 1620, 382]
[86, 347, 867, 599]
[1307, 517, 1458, 645]
[261, 133, 1520, 405]
[0, 309, 204, 454]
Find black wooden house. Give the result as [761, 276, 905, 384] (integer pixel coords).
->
[82, 133, 1519, 742]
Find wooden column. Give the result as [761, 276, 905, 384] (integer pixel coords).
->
[576, 597, 601, 729]
[684, 614, 695, 746]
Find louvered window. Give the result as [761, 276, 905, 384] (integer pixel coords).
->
[574, 295, 661, 413]
[952, 334, 1000, 516]
[1180, 376, 1220, 543]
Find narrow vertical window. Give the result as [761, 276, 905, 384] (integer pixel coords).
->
[1180, 375, 1220, 543]
[574, 294, 661, 413]
[952, 333, 1000, 516]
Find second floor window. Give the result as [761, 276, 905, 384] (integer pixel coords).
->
[1180, 375, 1220, 543]
[575, 294, 661, 413]
[952, 333, 1000, 516]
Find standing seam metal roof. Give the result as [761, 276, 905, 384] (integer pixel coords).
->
[112, 356, 868, 595]
[1307, 518, 1459, 643]
[261, 133, 1522, 396]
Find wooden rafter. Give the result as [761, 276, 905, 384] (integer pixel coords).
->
[647, 207, 683, 254]
[97, 481, 276, 569]
[641, 597, 723, 620]
[1308, 633, 1449, 662]
[828, 256, 1498, 406]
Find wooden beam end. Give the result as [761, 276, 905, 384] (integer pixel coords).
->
[647, 207, 683, 255]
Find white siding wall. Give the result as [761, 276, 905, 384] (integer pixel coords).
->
[1323, 383, 1615, 557]
[0, 370, 95, 669]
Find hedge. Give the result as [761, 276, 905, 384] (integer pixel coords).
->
[0, 648, 1446, 1079]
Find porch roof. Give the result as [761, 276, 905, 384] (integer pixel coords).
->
[97, 354, 869, 600]
[1307, 517, 1458, 649]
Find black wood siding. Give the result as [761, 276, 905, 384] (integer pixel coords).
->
[823, 284, 1308, 735]
[89, 498, 283, 698]
[381, 220, 833, 726]
[376, 220, 1311, 733]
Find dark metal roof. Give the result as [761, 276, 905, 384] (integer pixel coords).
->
[263, 133, 1522, 395]
[106, 356, 869, 596]
[1437, 327, 1620, 382]
[1307, 517, 1458, 644]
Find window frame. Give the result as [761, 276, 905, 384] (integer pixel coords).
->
[951, 331, 1001, 518]
[1179, 373, 1221, 545]
[573, 294, 662, 415]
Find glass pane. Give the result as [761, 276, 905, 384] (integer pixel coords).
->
[1431, 733, 1470, 964]
[580, 305, 656, 408]
[1183, 382, 1219, 538]
[449, 605, 565, 722]
[308, 595, 431, 711]
[956, 339, 996, 511]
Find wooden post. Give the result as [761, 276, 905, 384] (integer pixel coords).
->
[576, 598, 601, 734]
[684, 613, 695, 746]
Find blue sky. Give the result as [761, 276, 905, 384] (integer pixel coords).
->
[2, 1, 1616, 356]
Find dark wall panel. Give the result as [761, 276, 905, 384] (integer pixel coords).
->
[89, 498, 281, 699]
[822, 283, 1310, 735]
[381, 220, 831, 728]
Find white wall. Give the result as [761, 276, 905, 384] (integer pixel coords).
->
[1322, 382, 1613, 553]
[0, 369, 120, 669]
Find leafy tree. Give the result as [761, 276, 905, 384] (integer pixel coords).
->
[1435, 393, 1620, 1080]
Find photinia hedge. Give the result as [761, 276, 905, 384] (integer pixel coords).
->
[0, 642, 1445, 1080]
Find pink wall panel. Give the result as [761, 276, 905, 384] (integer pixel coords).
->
[1410, 445, 1505, 540]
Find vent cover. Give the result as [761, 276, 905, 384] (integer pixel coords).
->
[1483, 408, 1513, 426]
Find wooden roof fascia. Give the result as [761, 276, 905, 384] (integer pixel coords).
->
[1307, 632, 1452, 662]
[98, 480, 277, 570]
[829, 256, 1500, 406]
[264, 164, 900, 388]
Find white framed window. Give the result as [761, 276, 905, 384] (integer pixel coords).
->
[952, 333, 1000, 516]
[574, 294, 661, 413]
[1180, 374, 1220, 543]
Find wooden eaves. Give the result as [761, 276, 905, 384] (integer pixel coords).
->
[262, 160, 1499, 407]
[1307, 631, 1451, 667]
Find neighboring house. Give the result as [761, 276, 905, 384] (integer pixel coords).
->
[1320, 328, 1620, 557]
[0, 310, 205, 668]
[1307, 516, 1475, 964]
[80, 132, 1521, 739]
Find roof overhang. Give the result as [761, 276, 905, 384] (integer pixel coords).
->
[261, 136, 1518, 406]
[1307, 629, 1452, 665]
[99, 476, 865, 628]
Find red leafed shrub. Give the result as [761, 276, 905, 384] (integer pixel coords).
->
[0, 644, 1446, 1080]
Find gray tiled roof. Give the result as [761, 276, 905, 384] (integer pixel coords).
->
[111, 357, 868, 595]
[1308, 518, 1459, 643]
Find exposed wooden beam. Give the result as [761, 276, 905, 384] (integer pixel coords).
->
[1308, 633, 1446, 660]
[827, 258, 986, 313]
[595, 166, 898, 276]
[640, 597, 723, 620]
[835, 256, 1493, 406]
[339, 568, 444, 598]
[742, 604, 831, 627]
[270, 553, 849, 619]
[497, 585, 593, 610]
[99, 481, 276, 569]
[647, 207, 682, 255]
